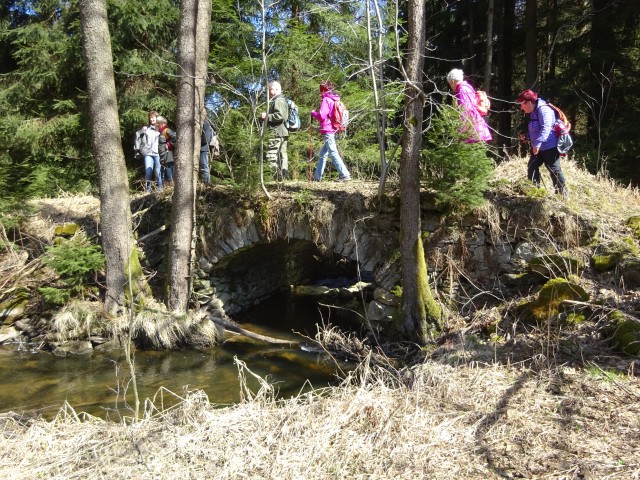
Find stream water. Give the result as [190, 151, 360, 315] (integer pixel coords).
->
[0, 290, 359, 420]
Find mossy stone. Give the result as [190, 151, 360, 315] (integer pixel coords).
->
[618, 255, 640, 288]
[529, 252, 583, 278]
[54, 223, 80, 237]
[0, 288, 29, 324]
[516, 278, 589, 324]
[625, 216, 640, 240]
[592, 254, 617, 272]
[605, 311, 640, 355]
[564, 312, 586, 325]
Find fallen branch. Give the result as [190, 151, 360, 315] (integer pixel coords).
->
[136, 225, 167, 244]
[208, 313, 296, 345]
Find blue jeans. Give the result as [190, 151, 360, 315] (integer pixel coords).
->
[527, 147, 566, 194]
[200, 150, 210, 184]
[314, 134, 350, 181]
[144, 155, 162, 191]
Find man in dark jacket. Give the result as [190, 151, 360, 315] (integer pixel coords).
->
[157, 115, 176, 187]
[201, 116, 215, 184]
[260, 81, 289, 180]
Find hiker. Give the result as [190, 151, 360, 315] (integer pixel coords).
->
[200, 115, 215, 184]
[446, 68, 492, 142]
[517, 89, 568, 198]
[260, 81, 289, 180]
[156, 115, 176, 188]
[134, 110, 162, 192]
[310, 81, 351, 182]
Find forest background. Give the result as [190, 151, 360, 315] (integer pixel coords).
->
[1, 0, 639, 218]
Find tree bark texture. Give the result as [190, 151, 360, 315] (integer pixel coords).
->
[167, 0, 211, 313]
[525, 0, 537, 87]
[79, 0, 140, 314]
[497, 0, 515, 149]
[484, 0, 494, 91]
[397, 0, 441, 345]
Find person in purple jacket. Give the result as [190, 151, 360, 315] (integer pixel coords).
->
[446, 68, 492, 142]
[517, 89, 568, 198]
[310, 81, 351, 182]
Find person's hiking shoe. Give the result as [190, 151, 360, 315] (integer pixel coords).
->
[338, 176, 351, 182]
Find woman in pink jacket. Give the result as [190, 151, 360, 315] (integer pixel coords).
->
[446, 69, 492, 142]
[310, 81, 351, 182]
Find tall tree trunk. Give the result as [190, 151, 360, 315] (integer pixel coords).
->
[525, 0, 537, 87]
[547, 0, 558, 81]
[397, 0, 441, 345]
[484, 0, 495, 90]
[366, 0, 389, 198]
[497, 0, 515, 151]
[79, 0, 146, 315]
[467, 0, 476, 75]
[167, 0, 211, 313]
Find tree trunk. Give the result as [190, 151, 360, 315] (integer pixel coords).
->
[79, 0, 146, 315]
[484, 0, 495, 91]
[167, 0, 211, 313]
[397, 0, 441, 345]
[497, 0, 515, 151]
[525, 0, 537, 87]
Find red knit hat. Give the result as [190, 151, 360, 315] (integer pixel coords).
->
[517, 89, 538, 103]
[320, 81, 334, 92]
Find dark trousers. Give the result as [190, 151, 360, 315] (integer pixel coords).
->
[527, 147, 567, 194]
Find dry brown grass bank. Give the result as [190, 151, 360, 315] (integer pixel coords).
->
[1, 358, 638, 480]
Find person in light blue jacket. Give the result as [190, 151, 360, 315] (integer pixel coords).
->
[517, 89, 568, 198]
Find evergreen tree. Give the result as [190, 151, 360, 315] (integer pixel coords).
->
[423, 106, 494, 213]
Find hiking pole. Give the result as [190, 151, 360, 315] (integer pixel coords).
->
[308, 122, 314, 181]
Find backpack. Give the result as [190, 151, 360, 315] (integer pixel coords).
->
[209, 134, 220, 157]
[133, 127, 148, 159]
[476, 90, 490, 116]
[548, 103, 571, 134]
[286, 98, 301, 132]
[547, 102, 573, 154]
[331, 99, 349, 133]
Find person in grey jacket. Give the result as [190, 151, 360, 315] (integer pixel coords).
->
[134, 110, 162, 192]
[260, 81, 289, 180]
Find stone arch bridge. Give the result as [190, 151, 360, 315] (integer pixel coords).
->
[137, 182, 555, 320]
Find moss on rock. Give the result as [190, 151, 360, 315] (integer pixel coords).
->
[625, 215, 640, 240]
[618, 255, 640, 288]
[54, 223, 80, 237]
[605, 310, 640, 355]
[516, 277, 589, 324]
[592, 254, 618, 272]
[529, 252, 583, 278]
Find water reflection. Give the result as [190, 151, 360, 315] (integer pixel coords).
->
[0, 291, 355, 419]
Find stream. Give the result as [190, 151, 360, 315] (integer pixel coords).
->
[0, 290, 359, 420]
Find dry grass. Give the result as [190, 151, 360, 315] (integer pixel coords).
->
[108, 301, 221, 349]
[0, 359, 638, 480]
[493, 157, 640, 226]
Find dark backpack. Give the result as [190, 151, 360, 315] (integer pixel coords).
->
[285, 98, 300, 132]
[331, 99, 349, 133]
